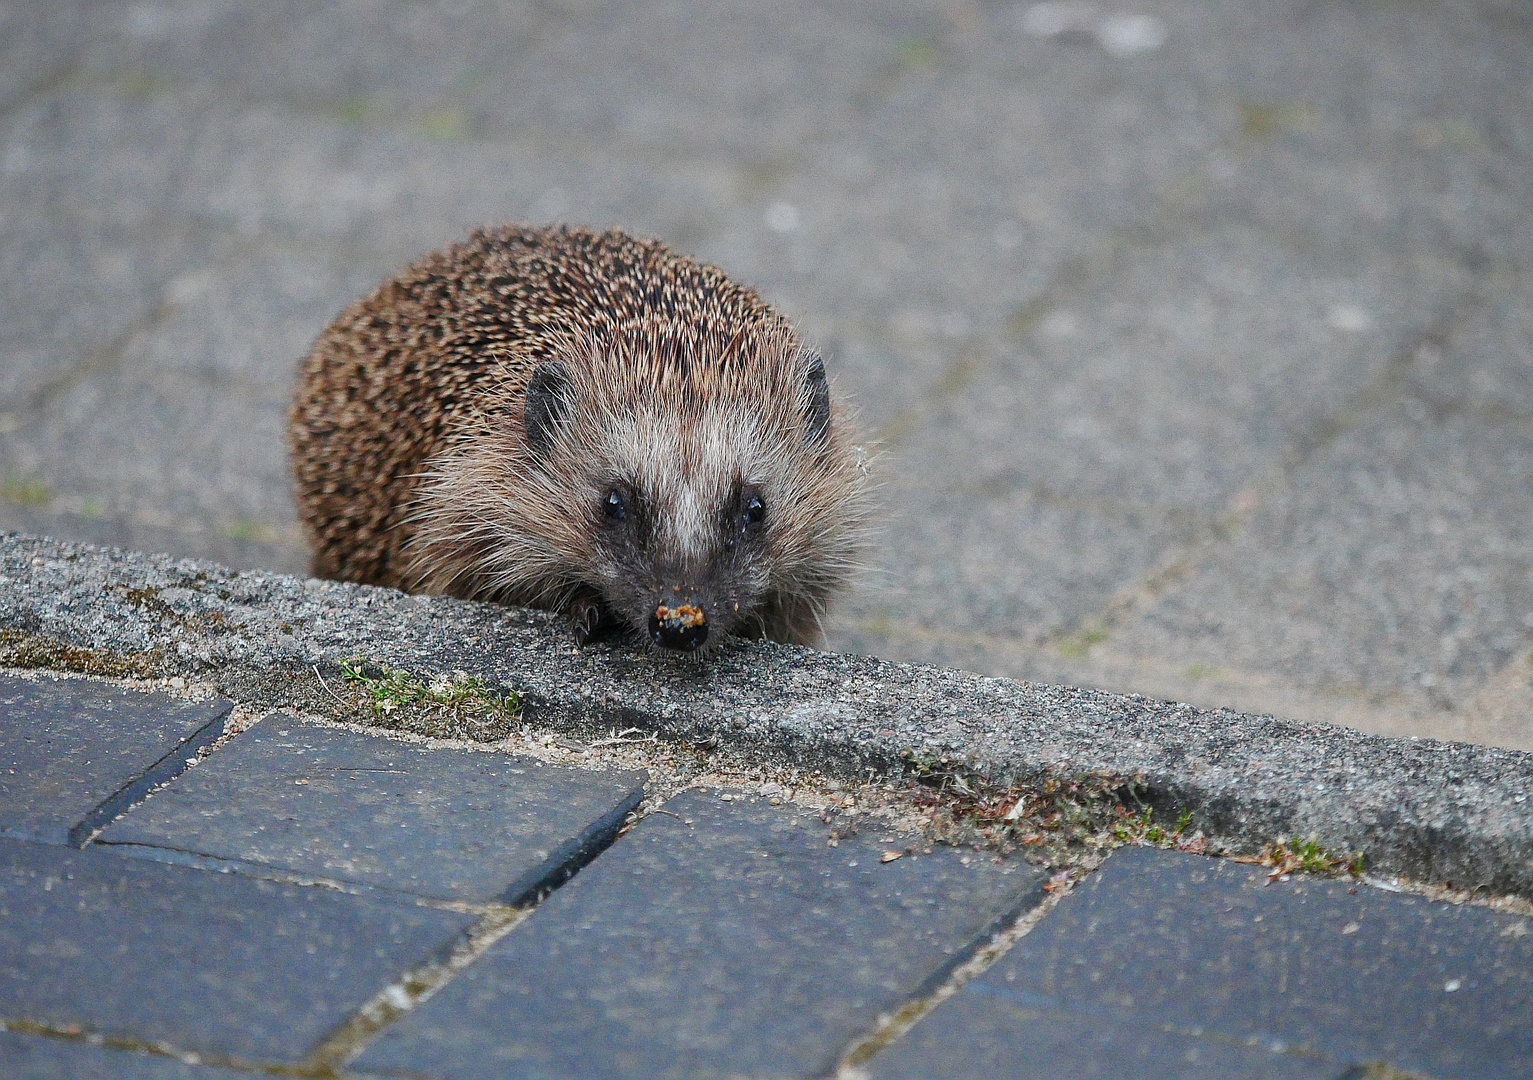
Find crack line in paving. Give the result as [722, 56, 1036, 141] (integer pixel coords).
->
[0, 61, 81, 125]
[1031, 261, 1504, 661]
[0, 296, 175, 433]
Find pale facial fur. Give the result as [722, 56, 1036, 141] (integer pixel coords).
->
[404, 324, 871, 653]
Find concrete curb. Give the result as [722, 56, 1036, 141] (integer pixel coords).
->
[2, 532, 1530, 896]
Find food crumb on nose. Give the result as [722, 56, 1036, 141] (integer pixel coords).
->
[655, 603, 705, 628]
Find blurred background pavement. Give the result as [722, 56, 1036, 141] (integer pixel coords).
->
[1, 0, 1530, 747]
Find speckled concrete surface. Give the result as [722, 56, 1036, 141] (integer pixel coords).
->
[4, 533, 1530, 899]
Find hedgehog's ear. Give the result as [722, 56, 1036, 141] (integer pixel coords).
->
[802, 349, 831, 446]
[525, 362, 573, 457]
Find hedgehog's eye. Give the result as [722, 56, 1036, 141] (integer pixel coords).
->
[602, 489, 627, 524]
[742, 493, 765, 527]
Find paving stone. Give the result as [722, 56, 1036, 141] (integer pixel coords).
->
[0, 502, 310, 576]
[0, 242, 394, 543]
[355, 788, 1046, 1079]
[0, 216, 222, 416]
[0, 1029, 249, 1080]
[869, 847, 1533, 1080]
[869, 1005, 1343, 1080]
[899, 229, 1465, 518]
[1165, 0, 1533, 269]
[0, 835, 473, 1064]
[70, 0, 925, 159]
[0, 674, 230, 846]
[9, 84, 739, 260]
[99, 715, 647, 903]
[827, 228, 1467, 651]
[7, 372, 298, 537]
[830, 473, 1190, 643]
[1113, 404, 1533, 712]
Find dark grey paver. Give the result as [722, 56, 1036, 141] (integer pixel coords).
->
[0, 836, 473, 1064]
[869, 1006, 1343, 1080]
[870, 847, 1533, 1080]
[0, 1030, 249, 1080]
[98, 715, 647, 903]
[355, 789, 1046, 1079]
[0, 674, 230, 846]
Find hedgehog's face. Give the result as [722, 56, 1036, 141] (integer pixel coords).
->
[584, 465, 775, 652]
[519, 339, 857, 654]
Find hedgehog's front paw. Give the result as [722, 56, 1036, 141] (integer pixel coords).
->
[569, 589, 611, 646]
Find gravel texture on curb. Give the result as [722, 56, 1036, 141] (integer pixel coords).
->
[2, 532, 1530, 896]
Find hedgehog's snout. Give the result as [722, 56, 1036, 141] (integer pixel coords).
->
[650, 600, 708, 652]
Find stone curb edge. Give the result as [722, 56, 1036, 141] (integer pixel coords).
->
[2, 532, 1530, 897]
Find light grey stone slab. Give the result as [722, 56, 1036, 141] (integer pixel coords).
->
[830, 228, 1469, 649]
[1113, 403, 1533, 711]
[6, 370, 297, 539]
[0, 241, 391, 552]
[897, 228, 1467, 517]
[0, 217, 222, 414]
[829, 469, 1190, 642]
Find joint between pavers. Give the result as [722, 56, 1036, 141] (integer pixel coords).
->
[304, 905, 530, 1075]
[496, 781, 648, 907]
[0, 1015, 319, 1078]
[66, 701, 232, 847]
[833, 865, 1085, 1079]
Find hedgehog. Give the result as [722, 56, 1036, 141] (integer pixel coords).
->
[287, 224, 871, 654]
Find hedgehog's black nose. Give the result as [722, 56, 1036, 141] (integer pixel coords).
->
[650, 602, 708, 652]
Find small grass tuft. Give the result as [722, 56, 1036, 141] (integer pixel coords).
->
[1056, 623, 1110, 659]
[339, 657, 519, 727]
[893, 35, 942, 70]
[0, 475, 52, 507]
[223, 518, 273, 542]
[417, 107, 473, 139]
[1234, 834, 1364, 882]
